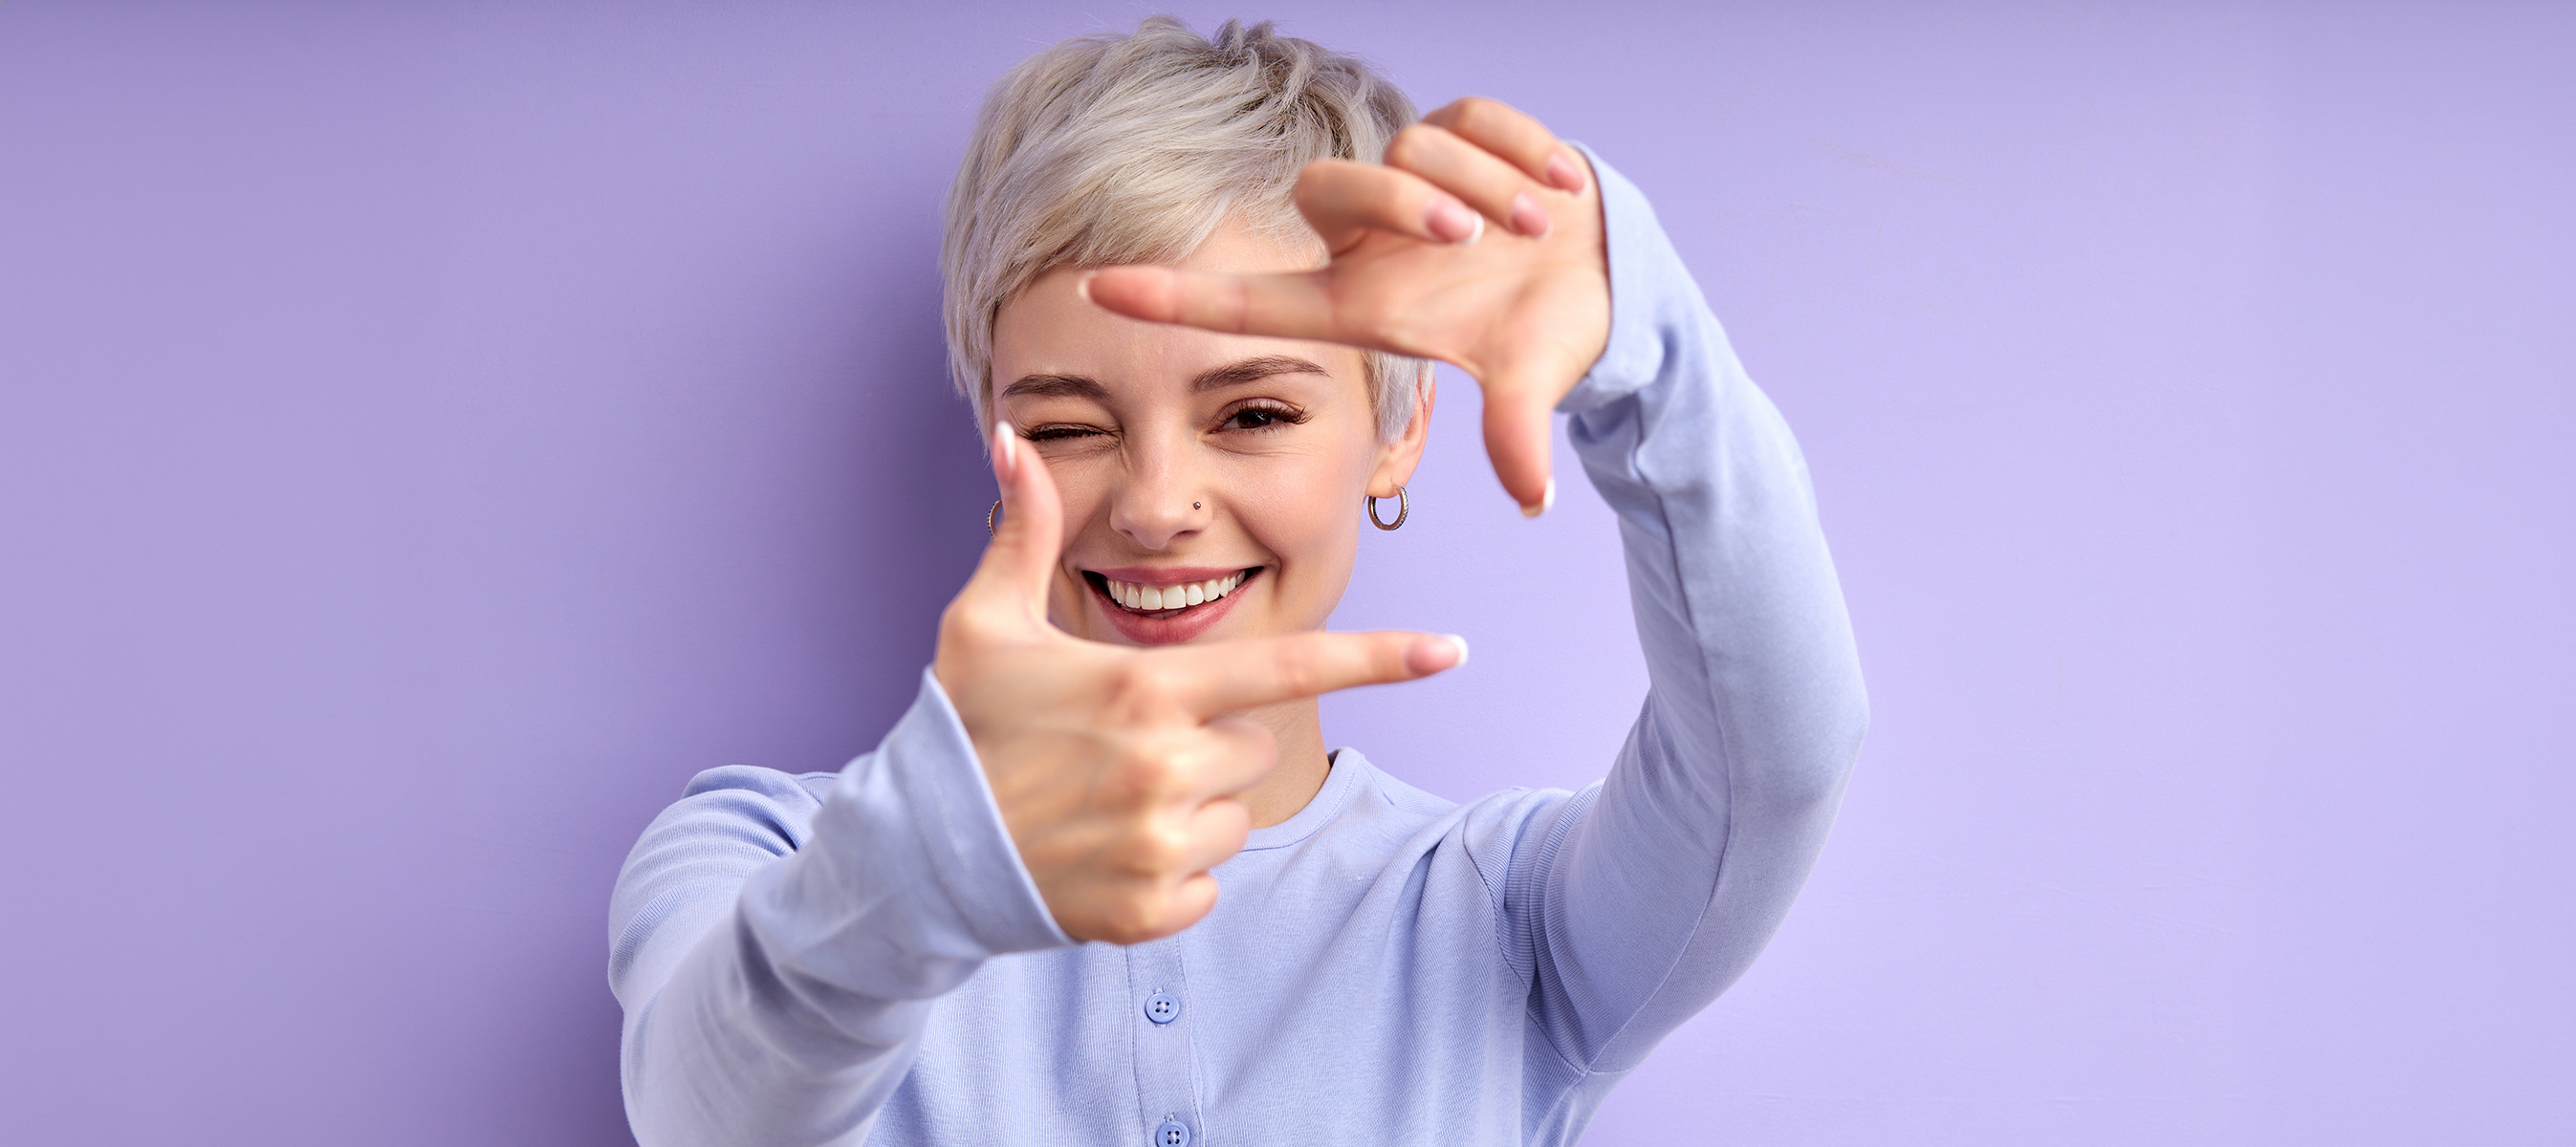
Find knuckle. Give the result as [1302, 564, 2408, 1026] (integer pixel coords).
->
[1104, 660, 1180, 717]
[1221, 276, 1255, 335]
[1202, 797, 1254, 847]
[1270, 644, 1323, 697]
[1292, 170, 1329, 210]
[1292, 159, 1341, 206]
[1386, 123, 1442, 166]
[1452, 96, 1508, 135]
[1367, 176, 1415, 218]
[1112, 748, 1178, 802]
[1103, 894, 1166, 944]
[1127, 822, 1192, 875]
[1111, 658, 1177, 699]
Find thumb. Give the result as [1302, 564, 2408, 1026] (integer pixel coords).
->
[957, 418, 1064, 628]
[1479, 375, 1559, 517]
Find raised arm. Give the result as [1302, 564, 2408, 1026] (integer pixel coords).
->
[1084, 103, 1867, 1080]
[608, 674, 1072, 1145]
[1513, 151, 1868, 1073]
[610, 410, 1470, 1145]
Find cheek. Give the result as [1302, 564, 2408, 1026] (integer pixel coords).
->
[1039, 453, 1116, 533]
[1235, 450, 1368, 621]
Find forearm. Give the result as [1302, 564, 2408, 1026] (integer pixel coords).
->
[1529, 147, 1869, 1069]
[611, 671, 1071, 1145]
[622, 906, 932, 1145]
[1565, 148, 1867, 821]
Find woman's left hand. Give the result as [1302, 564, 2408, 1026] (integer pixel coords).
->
[1084, 97, 1608, 516]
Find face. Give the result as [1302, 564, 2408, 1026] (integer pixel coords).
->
[990, 219, 1430, 647]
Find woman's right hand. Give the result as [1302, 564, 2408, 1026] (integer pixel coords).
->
[932, 422, 1466, 945]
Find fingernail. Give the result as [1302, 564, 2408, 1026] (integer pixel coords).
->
[993, 419, 1018, 480]
[1508, 192, 1552, 239]
[1519, 476, 1555, 518]
[1425, 198, 1482, 245]
[1544, 150, 1586, 193]
[1408, 634, 1470, 674]
[1075, 271, 1098, 306]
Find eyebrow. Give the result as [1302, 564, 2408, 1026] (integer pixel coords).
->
[997, 373, 1108, 401]
[1190, 355, 1332, 393]
[997, 355, 1332, 403]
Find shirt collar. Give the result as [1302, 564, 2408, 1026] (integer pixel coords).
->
[1240, 747, 1374, 852]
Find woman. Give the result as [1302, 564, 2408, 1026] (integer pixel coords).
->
[609, 17, 1867, 1146]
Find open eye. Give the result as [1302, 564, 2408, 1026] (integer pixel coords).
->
[1217, 402, 1308, 433]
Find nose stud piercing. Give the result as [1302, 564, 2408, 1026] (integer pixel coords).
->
[993, 500, 1205, 537]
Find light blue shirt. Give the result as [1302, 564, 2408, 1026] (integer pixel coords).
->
[608, 150, 1869, 1147]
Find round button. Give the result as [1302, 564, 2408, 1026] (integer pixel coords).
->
[1144, 992, 1181, 1025]
[1155, 1119, 1191, 1147]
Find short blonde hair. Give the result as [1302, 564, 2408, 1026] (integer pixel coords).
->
[942, 16, 1428, 441]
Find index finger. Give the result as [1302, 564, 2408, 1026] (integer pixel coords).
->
[1085, 265, 1380, 350]
[1150, 629, 1470, 718]
[1421, 97, 1587, 194]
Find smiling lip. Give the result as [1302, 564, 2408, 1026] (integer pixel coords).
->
[1081, 565, 1261, 645]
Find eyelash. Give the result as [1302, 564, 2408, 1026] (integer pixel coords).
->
[1217, 401, 1308, 433]
[1019, 402, 1309, 444]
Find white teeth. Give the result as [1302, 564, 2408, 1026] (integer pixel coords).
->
[1103, 572, 1248, 613]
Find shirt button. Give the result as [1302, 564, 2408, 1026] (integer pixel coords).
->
[1154, 1119, 1191, 1147]
[1144, 992, 1181, 1025]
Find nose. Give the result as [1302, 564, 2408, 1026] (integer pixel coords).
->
[1109, 441, 1208, 551]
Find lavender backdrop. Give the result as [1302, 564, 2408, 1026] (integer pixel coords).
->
[3, 2, 2569, 1143]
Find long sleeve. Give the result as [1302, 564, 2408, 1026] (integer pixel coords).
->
[607, 669, 1073, 1146]
[601, 150, 1865, 1147]
[1509, 149, 1869, 1081]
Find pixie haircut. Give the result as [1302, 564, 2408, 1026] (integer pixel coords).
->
[942, 16, 1429, 442]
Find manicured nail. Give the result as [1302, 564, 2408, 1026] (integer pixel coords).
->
[1543, 150, 1586, 193]
[1519, 476, 1556, 518]
[1426, 197, 1483, 244]
[993, 419, 1018, 480]
[1508, 192, 1552, 239]
[1408, 634, 1471, 674]
[1075, 271, 1098, 306]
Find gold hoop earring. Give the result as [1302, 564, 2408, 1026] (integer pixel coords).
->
[1365, 486, 1408, 530]
[987, 499, 1002, 536]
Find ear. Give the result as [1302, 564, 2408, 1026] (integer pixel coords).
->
[1368, 363, 1436, 499]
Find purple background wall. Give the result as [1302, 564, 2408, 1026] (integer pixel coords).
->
[3, 2, 2568, 1143]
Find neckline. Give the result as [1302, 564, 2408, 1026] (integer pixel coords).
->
[1240, 747, 1372, 852]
